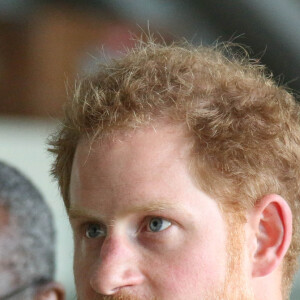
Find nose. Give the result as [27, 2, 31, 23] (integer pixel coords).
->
[89, 235, 144, 295]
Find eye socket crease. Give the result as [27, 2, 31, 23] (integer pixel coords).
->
[82, 215, 173, 240]
[72, 213, 176, 244]
[68, 199, 190, 240]
[68, 199, 188, 222]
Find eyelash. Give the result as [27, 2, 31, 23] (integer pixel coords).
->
[80, 216, 173, 240]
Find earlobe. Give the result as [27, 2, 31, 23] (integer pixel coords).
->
[35, 282, 65, 300]
[250, 194, 292, 277]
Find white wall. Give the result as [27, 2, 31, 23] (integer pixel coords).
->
[0, 117, 75, 300]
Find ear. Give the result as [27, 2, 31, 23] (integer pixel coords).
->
[34, 282, 65, 300]
[248, 194, 292, 277]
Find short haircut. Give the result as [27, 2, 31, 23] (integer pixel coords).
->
[0, 161, 55, 296]
[48, 39, 300, 296]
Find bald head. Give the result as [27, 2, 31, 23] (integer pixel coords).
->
[0, 161, 64, 300]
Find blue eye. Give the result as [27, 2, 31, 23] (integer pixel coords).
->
[85, 224, 106, 239]
[147, 218, 171, 232]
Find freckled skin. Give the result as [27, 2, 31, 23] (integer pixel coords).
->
[69, 124, 246, 300]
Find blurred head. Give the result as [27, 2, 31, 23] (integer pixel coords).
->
[49, 39, 300, 300]
[0, 161, 65, 300]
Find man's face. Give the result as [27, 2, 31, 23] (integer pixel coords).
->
[69, 123, 253, 300]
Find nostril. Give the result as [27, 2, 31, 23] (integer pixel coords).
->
[113, 284, 134, 292]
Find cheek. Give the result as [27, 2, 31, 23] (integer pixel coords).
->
[73, 239, 98, 298]
[145, 226, 228, 296]
[73, 246, 87, 295]
[173, 245, 226, 288]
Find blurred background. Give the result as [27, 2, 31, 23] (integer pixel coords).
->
[0, 0, 299, 299]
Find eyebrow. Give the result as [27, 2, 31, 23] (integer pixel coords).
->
[68, 200, 183, 221]
[68, 208, 102, 221]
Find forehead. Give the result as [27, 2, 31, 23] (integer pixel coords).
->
[74, 123, 192, 177]
[83, 122, 191, 157]
[69, 123, 199, 211]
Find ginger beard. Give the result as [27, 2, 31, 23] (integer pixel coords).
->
[80, 211, 254, 300]
[217, 210, 255, 300]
